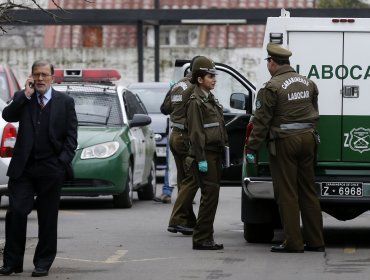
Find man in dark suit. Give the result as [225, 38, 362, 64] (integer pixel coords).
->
[0, 60, 78, 277]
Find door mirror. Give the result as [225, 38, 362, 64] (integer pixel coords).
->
[129, 114, 152, 128]
[230, 92, 248, 111]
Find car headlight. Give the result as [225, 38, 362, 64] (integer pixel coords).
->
[154, 133, 162, 142]
[81, 141, 120, 159]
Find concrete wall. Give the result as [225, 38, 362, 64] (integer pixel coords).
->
[0, 47, 262, 87]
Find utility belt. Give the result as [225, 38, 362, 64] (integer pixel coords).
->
[280, 122, 313, 130]
[204, 122, 220, 129]
[269, 123, 317, 156]
[172, 121, 220, 131]
[171, 122, 187, 133]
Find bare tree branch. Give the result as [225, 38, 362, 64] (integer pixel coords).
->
[0, 0, 93, 33]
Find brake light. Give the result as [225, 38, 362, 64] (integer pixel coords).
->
[244, 122, 258, 164]
[0, 123, 17, 158]
[245, 122, 254, 145]
[53, 69, 121, 83]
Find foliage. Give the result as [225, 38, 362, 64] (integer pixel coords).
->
[317, 0, 370, 8]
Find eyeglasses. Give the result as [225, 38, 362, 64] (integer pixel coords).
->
[32, 73, 53, 79]
[266, 57, 272, 63]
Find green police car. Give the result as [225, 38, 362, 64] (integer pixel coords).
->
[53, 69, 156, 208]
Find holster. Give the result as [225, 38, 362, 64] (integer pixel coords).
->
[184, 156, 202, 187]
[184, 156, 195, 173]
[313, 130, 321, 145]
[268, 130, 277, 156]
[268, 140, 276, 156]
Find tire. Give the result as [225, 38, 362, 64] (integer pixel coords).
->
[113, 163, 133, 208]
[138, 159, 156, 200]
[244, 222, 274, 243]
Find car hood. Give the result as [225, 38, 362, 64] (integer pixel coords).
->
[77, 127, 125, 149]
[149, 113, 168, 134]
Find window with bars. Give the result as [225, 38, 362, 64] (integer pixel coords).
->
[148, 26, 199, 47]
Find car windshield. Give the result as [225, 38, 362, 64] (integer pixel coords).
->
[68, 89, 123, 126]
[129, 85, 169, 114]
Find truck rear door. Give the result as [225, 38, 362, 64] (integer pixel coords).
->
[288, 31, 370, 162]
[342, 32, 370, 161]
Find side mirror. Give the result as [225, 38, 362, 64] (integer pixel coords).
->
[129, 114, 152, 128]
[230, 92, 248, 110]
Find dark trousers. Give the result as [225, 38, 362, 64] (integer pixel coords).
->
[171, 150, 222, 244]
[193, 151, 222, 244]
[169, 128, 188, 192]
[269, 132, 324, 249]
[3, 158, 65, 270]
[168, 128, 196, 227]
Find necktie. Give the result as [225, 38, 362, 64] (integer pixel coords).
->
[38, 95, 45, 109]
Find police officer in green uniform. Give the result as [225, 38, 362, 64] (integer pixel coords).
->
[246, 43, 325, 253]
[161, 57, 199, 235]
[176, 56, 228, 250]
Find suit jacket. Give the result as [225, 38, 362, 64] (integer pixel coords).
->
[2, 88, 78, 179]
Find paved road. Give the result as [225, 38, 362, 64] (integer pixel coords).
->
[0, 185, 370, 279]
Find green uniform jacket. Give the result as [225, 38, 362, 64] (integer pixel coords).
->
[246, 65, 319, 152]
[186, 85, 228, 162]
[160, 74, 194, 129]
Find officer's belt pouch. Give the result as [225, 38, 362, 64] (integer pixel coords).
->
[268, 130, 277, 156]
[184, 156, 195, 172]
[312, 130, 321, 145]
[267, 140, 276, 156]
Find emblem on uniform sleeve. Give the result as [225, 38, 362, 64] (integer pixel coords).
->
[255, 100, 262, 110]
[173, 81, 188, 91]
[349, 127, 370, 153]
[171, 95, 182, 102]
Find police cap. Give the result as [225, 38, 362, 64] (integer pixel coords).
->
[266, 43, 292, 60]
[191, 56, 217, 75]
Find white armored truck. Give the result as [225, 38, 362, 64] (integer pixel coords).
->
[242, 10, 370, 242]
[173, 9, 370, 243]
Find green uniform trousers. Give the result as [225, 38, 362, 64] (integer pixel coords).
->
[269, 132, 324, 250]
[173, 150, 222, 244]
[168, 128, 196, 227]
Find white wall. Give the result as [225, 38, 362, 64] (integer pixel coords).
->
[0, 47, 262, 87]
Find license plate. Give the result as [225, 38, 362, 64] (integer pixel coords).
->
[156, 146, 167, 157]
[321, 182, 363, 197]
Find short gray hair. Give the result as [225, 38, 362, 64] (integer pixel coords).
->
[31, 60, 54, 75]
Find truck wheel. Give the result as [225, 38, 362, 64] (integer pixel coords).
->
[113, 163, 133, 208]
[244, 222, 274, 243]
[138, 159, 156, 200]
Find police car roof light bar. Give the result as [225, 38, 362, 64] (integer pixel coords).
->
[53, 69, 121, 83]
[332, 18, 355, 23]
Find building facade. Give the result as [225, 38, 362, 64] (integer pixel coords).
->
[0, 0, 313, 85]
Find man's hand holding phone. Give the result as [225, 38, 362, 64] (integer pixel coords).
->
[25, 77, 35, 97]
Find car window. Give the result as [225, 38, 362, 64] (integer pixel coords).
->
[9, 69, 20, 91]
[179, 63, 251, 114]
[0, 73, 10, 102]
[0, 98, 6, 111]
[135, 94, 149, 115]
[123, 90, 147, 120]
[213, 70, 250, 113]
[67, 87, 123, 126]
[129, 86, 168, 113]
